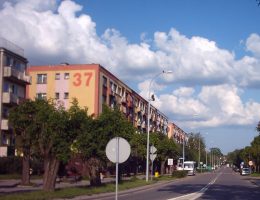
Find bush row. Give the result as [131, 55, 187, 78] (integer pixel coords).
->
[0, 157, 43, 175]
[172, 170, 188, 178]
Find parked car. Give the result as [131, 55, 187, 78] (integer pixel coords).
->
[240, 168, 251, 176]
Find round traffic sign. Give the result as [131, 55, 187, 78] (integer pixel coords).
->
[106, 137, 131, 163]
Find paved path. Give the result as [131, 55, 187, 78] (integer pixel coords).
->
[0, 172, 259, 199]
[0, 177, 115, 194]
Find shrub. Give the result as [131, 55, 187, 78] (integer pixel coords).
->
[0, 156, 22, 174]
[172, 170, 188, 178]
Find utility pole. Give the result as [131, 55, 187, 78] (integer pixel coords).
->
[198, 136, 201, 171]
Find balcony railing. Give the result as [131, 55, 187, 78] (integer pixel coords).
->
[2, 92, 19, 104]
[1, 119, 9, 130]
[3, 66, 31, 84]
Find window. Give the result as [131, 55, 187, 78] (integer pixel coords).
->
[10, 84, 17, 95]
[103, 76, 107, 87]
[118, 87, 122, 96]
[55, 73, 60, 80]
[102, 95, 107, 104]
[64, 92, 69, 99]
[36, 93, 47, 99]
[5, 56, 12, 66]
[114, 84, 117, 93]
[55, 92, 60, 99]
[3, 83, 9, 92]
[37, 74, 47, 84]
[64, 73, 70, 80]
[2, 107, 9, 118]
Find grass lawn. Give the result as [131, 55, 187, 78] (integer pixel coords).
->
[0, 175, 178, 200]
[0, 174, 21, 180]
[250, 172, 260, 177]
[0, 174, 43, 180]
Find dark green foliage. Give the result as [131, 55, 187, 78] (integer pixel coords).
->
[150, 132, 178, 160]
[34, 99, 71, 161]
[9, 99, 39, 185]
[227, 131, 260, 173]
[149, 132, 179, 174]
[172, 170, 187, 178]
[257, 121, 260, 135]
[76, 105, 135, 162]
[186, 132, 207, 162]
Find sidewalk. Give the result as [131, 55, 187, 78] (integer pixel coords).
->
[0, 175, 145, 194]
[0, 177, 113, 194]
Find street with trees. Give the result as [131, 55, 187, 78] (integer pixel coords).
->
[227, 121, 260, 173]
[9, 99, 220, 191]
[8, 97, 215, 191]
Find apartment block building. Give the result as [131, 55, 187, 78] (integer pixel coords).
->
[27, 64, 169, 134]
[0, 38, 31, 157]
[168, 122, 188, 144]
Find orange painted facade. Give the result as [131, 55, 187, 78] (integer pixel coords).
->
[27, 64, 99, 116]
[27, 64, 172, 134]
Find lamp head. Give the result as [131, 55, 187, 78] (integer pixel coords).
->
[162, 70, 173, 74]
[151, 94, 155, 101]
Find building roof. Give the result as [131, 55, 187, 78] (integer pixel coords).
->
[0, 37, 24, 57]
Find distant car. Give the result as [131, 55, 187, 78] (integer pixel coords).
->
[240, 168, 251, 176]
[183, 161, 196, 176]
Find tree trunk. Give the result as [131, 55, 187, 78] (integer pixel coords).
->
[160, 160, 166, 175]
[43, 155, 60, 191]
[85, 158, 101, 186]
[21, 150, 30, 185]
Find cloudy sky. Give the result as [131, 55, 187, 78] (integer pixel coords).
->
[1, 0, 260, 154]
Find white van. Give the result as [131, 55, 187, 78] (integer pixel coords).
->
[183, 161, 196, 176]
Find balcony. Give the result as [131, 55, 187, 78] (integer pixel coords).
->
[2, 92, 20, 104]
[3, 66, 31, 84]
[1, 119, 9, 130]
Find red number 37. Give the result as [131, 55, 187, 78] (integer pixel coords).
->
[73, 72, 93, 87]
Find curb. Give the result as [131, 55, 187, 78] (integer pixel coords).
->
[55, 177, 190, 200]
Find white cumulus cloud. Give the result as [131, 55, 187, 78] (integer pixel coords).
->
[246, 33, 260, 57]
[1, 0, 260, 129]
[154, 84, 260, 129]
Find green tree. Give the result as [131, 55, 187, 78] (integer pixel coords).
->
[129, 131, 147, 174]
[9, 99, 38, 185]
[33, 99, 72, 191]
[257, 121, 260, 135]
[75, 105, 135, 186]
[227, 149, 243, 167]
[240, 146, 252, 166]
[150, 132, 178, 175]
[186, 132, 206, 163]
[251, 136, 260, 172]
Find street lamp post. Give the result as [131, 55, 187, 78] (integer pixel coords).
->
[206, 149, 207, 167]
[182, 135, 185, 169]
[146, 70, 172, 182]
[199, 136, 201, 172]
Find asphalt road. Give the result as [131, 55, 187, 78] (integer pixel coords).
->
[99, 167, 260, 200]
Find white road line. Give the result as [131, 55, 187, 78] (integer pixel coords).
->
[167, 172, 222, 200]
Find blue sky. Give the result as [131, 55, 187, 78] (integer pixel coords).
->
[0, 0, 260, 154]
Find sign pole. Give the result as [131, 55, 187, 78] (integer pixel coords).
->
[151, 159, 153, 181]
[105, 137, 131, 200]
[115, 137, 119, 200]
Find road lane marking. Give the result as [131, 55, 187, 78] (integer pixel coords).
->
[167, 172, 222, 200]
